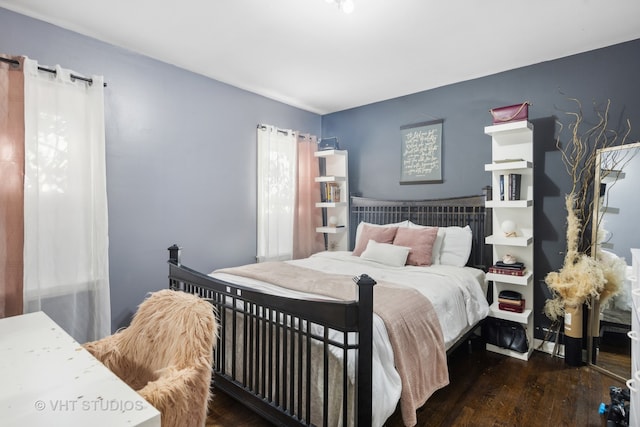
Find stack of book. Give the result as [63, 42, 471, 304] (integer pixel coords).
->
[498, 290, 526, 313]
[321, 182, 342, 203]
[488, 261, 526, 276]
[498, 173, 522, 201]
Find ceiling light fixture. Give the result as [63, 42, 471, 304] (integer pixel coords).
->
[325, 0, 355, 14]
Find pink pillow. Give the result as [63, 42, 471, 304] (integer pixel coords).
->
[352, 225, 398, 256]
[393, 226, 439, 266]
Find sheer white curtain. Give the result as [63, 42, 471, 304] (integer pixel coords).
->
[257, 125, 297, 262]
[256, 126, 325, 262]
[22, 59, 110, 343]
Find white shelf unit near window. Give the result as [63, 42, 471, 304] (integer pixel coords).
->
[484, 120, 535, 361]
[314, 149, 349, 251]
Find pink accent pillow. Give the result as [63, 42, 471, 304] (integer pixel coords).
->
[352, 225, 398, 256]
[393, 226, 439, 266]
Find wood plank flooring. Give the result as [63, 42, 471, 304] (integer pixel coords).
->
[206, 337, 626, 427]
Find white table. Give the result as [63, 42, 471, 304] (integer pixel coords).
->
[0, 311, 161, 426]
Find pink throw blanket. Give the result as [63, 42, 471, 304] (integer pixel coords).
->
[216, 261, 449, 426]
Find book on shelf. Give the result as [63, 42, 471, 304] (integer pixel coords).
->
[333, 183, 341, 202]
[489, 267, 528, 276]
[498, 290, 522, 301]
[324, 182, 341, 202]
[498, 297, 525, 306]
[508, 173, 521, 200]
[498, 173, 521, 201]
[498, 300, 526, 313]
[494, 261, 525, 269]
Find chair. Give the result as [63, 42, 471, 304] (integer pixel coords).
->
[84, 289, 218, 427]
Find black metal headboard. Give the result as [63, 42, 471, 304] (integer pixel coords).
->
[350, 187, 492, 269]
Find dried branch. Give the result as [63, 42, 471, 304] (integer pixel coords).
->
[544, 98, 634, 321]
[554, 98, 632, 256]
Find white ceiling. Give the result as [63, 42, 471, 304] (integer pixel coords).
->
[2, 0, 640, 114]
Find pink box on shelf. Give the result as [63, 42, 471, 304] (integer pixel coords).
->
[490, 102, 529, 124]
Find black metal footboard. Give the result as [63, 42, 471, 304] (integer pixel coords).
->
[167, 246, 375, 427]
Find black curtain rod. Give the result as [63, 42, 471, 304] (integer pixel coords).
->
[0, 56, 107, 87]
[257, 125, 316, 141]
[257, 124, 291, 136]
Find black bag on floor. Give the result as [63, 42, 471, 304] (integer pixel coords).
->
[483, 317, 529, 353]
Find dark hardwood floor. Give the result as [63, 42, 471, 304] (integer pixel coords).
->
[206, 337, 626, 427]
[597, 330, 632, 381]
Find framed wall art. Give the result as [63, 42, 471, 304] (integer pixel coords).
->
[400, 119, 443, 184]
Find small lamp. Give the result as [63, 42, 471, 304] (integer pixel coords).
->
[501, 220, 517, 237]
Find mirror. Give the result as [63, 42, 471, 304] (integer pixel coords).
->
[588, 141, 640, 381]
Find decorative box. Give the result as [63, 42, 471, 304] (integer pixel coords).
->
[318, 137, 340, 151]
[490, 102, 529, 124]
[498, 299, 526, 313]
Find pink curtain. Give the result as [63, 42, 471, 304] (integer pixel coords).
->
[293, 134, 325, 259]
[0, 55, 25, 318]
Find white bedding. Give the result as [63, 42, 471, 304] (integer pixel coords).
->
[210, 251, 489, 426]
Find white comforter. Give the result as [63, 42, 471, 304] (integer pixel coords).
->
[211, 251, 489, 426]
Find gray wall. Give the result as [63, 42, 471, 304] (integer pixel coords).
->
[321, 39, 640, 339]
[0, 8, 321, 331]
[2, 6, 640, 341]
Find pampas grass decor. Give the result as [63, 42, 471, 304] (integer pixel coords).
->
[544, 195, 605, 321]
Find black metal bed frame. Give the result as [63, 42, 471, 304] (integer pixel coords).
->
[350, 188, 492, 270]
[167, 190, 491, 427]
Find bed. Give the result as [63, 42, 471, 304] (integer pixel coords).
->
[167, 190, 492, 427]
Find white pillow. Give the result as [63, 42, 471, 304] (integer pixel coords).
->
[360, 239, 410, 267]
[439, 225, 473, 267]
[354, 220, 409, 250]
[407, 221, 445, 265]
